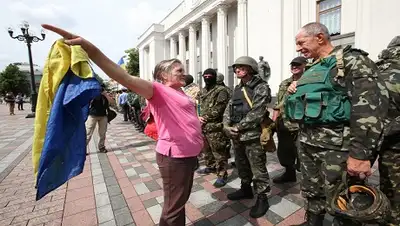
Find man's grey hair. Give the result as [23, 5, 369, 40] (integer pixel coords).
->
[153, 58, 182, 81]
[301, 22, 331, 41]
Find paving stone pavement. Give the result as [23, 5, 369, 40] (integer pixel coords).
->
[0, 104, 381, 226]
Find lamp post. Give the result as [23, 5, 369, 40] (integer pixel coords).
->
[8, 21, 45, 118]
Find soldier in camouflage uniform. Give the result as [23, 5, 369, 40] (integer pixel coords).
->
[216, 73, 234, 163]
[216, 73, 233, 97]
[285, 22, 389, 226]
[197, 69, 230, 187]
[223, 56, 272, 219]
[375, 36, 400, 226]
[271, 56, 307, 184]
[183, 74, 200, 106]
[127, 91, 144, 132]
[285, 23, 388, 226]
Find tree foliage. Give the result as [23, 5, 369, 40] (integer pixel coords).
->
[125, 48, 140, 76]
[0, 64, 31, 95]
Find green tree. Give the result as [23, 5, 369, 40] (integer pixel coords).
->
[0, 64, 31, 95]
[125, 48, 139, 76]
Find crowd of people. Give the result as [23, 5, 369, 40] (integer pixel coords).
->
[42, 21, 400, 226]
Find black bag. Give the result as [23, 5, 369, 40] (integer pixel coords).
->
[107, 108, 117, 123]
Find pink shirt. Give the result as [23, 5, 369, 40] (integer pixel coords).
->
[148, 82, 203, 158]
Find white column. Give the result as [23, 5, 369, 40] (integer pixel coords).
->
[178, 31, 186, 70]
[143, 48, 149, 80]
[217, 4, 228, 83]
[149, 42, 156, 81]
[201, 16, 211, 72]
[237, 0, 248, 57]
[139, 48, 144, 79]
[189, 23, 198, 82]
[170, 37, 177, 59]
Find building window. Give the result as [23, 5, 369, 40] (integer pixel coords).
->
[317, 0, 341, 36]
[185, 36, 189, 51]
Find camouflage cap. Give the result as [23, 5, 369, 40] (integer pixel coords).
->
[387, 36, 400, 48]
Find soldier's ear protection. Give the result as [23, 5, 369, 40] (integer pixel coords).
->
[336, 185, 376, 211]
[330, 172, 391, 224]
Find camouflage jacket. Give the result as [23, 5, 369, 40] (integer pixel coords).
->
[298, 45, 389, 160]
[216, 81, 233, 97]
[223, 75, 271, 141]
[376, 42, 400, 150]
[139, 95, 147, 110]
[127, 92, 139, 108]
[224, 85, 233, 98]
[273, 76, 299, 131]
[183, 83, 200, 104]
[199, 85, 230, 133]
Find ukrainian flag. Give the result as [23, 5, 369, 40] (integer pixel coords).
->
[117, 56, 126, 70]
[33, 40, 101, 200]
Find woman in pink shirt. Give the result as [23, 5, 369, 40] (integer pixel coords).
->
[42, 24, 203, 226]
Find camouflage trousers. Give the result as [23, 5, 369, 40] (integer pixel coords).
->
[299, 142, 361, 225]
[233, 139, 270, 195]
[203, 132, 229, 177]
[377, 148, 400, 226]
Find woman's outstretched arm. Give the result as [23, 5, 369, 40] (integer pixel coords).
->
[42, 24, 153, 99]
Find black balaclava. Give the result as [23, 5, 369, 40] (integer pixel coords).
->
[203, 68, 217, 87]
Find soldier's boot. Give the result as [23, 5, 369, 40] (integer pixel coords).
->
[227, 184, 254, 200]
[249, 194, 269, 218]
[291, 212, 324, 226]
[213, 172, 228, 188]
[272, 167, 296, 184]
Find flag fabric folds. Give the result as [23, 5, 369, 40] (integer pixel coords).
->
[32, 39, 101, 200]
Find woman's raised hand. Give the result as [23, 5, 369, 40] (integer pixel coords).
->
[41, 24, 98, 56]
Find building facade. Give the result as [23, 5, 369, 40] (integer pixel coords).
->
[136, 0, 400, 95]
[13, 62, 42, 92]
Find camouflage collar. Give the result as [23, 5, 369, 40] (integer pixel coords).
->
[309, 46, 345, 66]
[238, 75, 263, 88]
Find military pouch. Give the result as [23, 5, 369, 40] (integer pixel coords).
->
[325, 94, 351, 123]
[231, 99, 244, 124]
[285, 95, 305, 121]
[304, 92, 324, 119]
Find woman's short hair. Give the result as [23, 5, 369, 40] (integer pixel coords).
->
[153, 59, 182, 81]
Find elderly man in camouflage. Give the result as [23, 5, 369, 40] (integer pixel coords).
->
[375, 36, 400, 226]
[197, 68, 230, 187]
[223, 56, 272, 218]
[285, 22, 388, 226]
[271, 56, 307, 184]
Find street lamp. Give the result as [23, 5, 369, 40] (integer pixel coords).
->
[8, 21, 46, 118]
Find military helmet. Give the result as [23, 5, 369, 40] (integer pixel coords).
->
[216, 73, 224, 84]
[232, 56, 259, 74]
[330, 173, 391, 224]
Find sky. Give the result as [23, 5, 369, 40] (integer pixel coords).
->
[0, 0, 182, 79]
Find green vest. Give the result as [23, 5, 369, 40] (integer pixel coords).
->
[284, 55, 351, 125]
